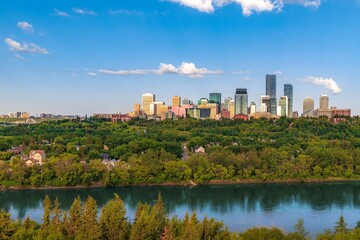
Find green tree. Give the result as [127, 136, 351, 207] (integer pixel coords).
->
[0, 209, 15, 240]
[334, 216, 348, 234]
[100, 194, 130, 240]
[76, 196, 101, 240]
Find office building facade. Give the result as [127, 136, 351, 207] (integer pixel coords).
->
[266, 74, 277, 114]
[303, 97, 314, 114]
[284, 84, 293, 117]
[320, 94, 329, 110]
[172, 96, 181, 107]
[142, 93, 155, 115]
[235, 88, 248, 115]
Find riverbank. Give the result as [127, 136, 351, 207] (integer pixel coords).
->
[2, 177, 360, 191]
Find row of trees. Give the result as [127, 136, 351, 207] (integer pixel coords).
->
[1, 145, 360, 187]
[0, 117, 359, 187]
[1, 194, 359, 240]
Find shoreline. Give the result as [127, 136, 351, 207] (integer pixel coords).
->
[2, 177, 360, 191]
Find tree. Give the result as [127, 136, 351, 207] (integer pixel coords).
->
[334, 216, 348, 234]
[68, 196, 82, 238]
[76, 196, 101, 240]
[42, 195, 51, 227]
[0, 209, 15, 240]
[100, 194, 130, 240]
[130, 203, 152, 240]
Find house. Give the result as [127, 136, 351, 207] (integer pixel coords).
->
[28, 150, 46, 165]
[101, 159, 119, 169]
[101, 153, 111, 160]
[195, 146, 205, 154]
[7, 146, 24, 155]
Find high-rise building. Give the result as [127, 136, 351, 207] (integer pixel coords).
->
[134, 103, 141, 116]
[303, 97, 314, 114]
[228, 100, 235, 118]
[224, 97, 232, 110]
[172, 96, 181, 107]
[278, 96, 288, 117]
[284, 84, 293, 118]
[249, 102, 256, 114]
[150, 101, 165, 116]
[320, 94, 329, 110]
[235, 88, 248, 115]
[209, 93, 221, 112]
[142, 93, 155, 115]
[260, 95, 271, 113]
[266, 74, 277, 114]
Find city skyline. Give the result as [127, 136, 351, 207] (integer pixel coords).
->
[1, 0, 359, 115]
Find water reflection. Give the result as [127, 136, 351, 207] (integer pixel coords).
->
[1, 182, 360, 235]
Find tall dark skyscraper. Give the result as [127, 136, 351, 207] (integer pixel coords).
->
[284, 84, 293, 118]
[209, 93, 221, 112]
[235, 88, 248, 115]
[266, 74, 277, 114]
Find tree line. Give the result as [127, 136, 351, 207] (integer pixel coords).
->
[1, 194, 359, 240]
[0, 117, 359, 187]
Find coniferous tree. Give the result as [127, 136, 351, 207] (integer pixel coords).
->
[182, 212, 201, 240]
[42, 195, 51, 227]
[148, 193, 167, 239]
[334, 215, 348, 234]
[68, 196, 82, 239]
[100, 194, 130, 240]
[130, 203, 152, 240]
[76, 196, 101, 240]
[0, 210, 16, 240]
[52, 198, 62, 227]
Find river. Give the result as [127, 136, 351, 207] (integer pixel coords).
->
[1, 182, 360, 238]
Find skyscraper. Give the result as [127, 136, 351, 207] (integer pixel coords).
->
[134, 103, 141, 116]
[209, 93, 221, 112]
[235, 88, 248, 115]
[142, 93, 155, 115]
[228, 100, 235, 118]
[249, 102, 256, 114]
[278, 96, 288, 117]
[320, 94, 329, 110]
[260, 95, 270, 113]
[172, 96, 181, 107]
[284, 84, 293, 117]
[266, 74, 277, 114]
[224, 97, 232, 110]
[303, 97, 314, 114]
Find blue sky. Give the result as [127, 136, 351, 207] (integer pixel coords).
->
[1, 0, 359, 116]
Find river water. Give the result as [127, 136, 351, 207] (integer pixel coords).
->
[1, 182, 360, 238]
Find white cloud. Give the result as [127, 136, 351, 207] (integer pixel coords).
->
[17, 21, 34, 33]
[167, 0, 215, 13]
[98, 62, 222, 78]
[284, 0, 321, 8]
[109, 9, 143, 15]
[54, 9, 69, 17]
[88, 72, 98, 77]
[4, 38, 49, 55]
[167, 0, 321, 15]
[73, 8, 97, 15]
[155, 62, 222, 78]
[14, 54, 25, 60]
[99, 69, 149, 75]
[274, 70, 283, 75]
[304, 76, 342, 94]
[167, 0, 282, 15]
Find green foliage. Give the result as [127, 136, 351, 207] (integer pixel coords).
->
[99, 194, 130, 240]
[0, 117, 360, 188]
